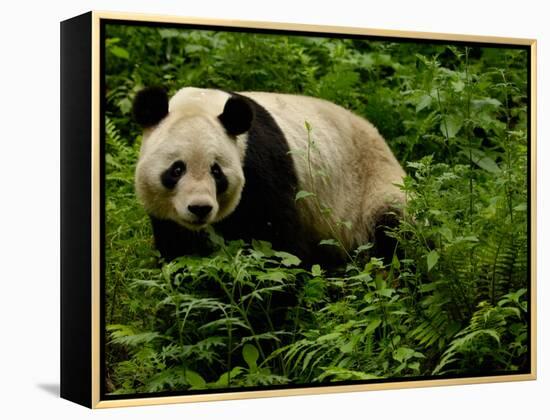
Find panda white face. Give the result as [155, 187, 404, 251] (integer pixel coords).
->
[134, 88, 250, 231]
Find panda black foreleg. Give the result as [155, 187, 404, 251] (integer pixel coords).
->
[149, 215, 213, 262]
[372, 211, 402, 265]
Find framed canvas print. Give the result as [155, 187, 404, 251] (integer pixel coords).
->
[60, 11, 537, 408]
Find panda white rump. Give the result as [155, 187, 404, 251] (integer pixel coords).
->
[244, 91, 405, 252]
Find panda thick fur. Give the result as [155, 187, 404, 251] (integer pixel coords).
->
[134, 87, 405, 264]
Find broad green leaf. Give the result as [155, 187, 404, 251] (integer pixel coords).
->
[439, 115, 463, 139]
[251, 239, 274, 256]
[213, 367, 244, 388]
[408, 362, 421, 371]
[242, 344, 259, 370]
[295, 190, 315, 201]
[416, 94, 432, 113]
[364, 318, 382, 334]
[317, 332, 341, 342]
[105, 37, 120, 45]
[390, 310, 409, 316]
[460, 148, 501, 173]
[439, 226, 453, 241]
[117, 97, 132, 114]
[472, 97, 502, 108]
[158, 28, 181, 38]
[355, 243, 373, 253]
[427, 250, 439, 272]
[258, 271, 287, 282]
[319, 239, 341, 247]
[185, 370, 206, 389]
[340, 341, 354, 354]
[393, 347, 423, 363]
[475, 156, 500, 173]
[391, 254, 401, 269]
[393, 347, 415, 363]
[339, 220, 352, 230]
[452, 80, 465, 92]
[185, 44, 208, 54]
[513, 203, 527, 212]
[377, 288, 394, 298]
[110, 45, 129, 59]
[274, 251, 301, 267]
[311, 264, 322, 277]
[459, 235, 479, 242]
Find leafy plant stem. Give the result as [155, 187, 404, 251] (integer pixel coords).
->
[305, 122, 355, 263]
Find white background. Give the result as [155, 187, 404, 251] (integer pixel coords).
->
[0, 0, 546, 418]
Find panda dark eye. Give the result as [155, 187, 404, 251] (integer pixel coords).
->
[161, 160, 186, 189]
[171, 161, 186, 178]
[211, 163, 222, 179]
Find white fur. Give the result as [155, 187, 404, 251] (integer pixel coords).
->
[169, 87, 230, 118]
[243, 91, 405, 252]
[135, 89, 247, 231]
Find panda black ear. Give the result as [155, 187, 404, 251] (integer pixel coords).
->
[218, 96, 254, 136]
[132, 87, 169, 128]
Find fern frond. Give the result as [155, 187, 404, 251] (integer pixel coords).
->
[477, 232, 528, 304]
[432, 301, 521, 375]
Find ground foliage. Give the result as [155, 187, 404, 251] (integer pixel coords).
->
[104, 24, 530, 394]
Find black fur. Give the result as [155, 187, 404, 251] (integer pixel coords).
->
[188, 204, 212, 219]
[160, 160, 186, 189]
[373, 211, 401, 264]
[133, 87, 169, 128]
[218, 96, 255, 136]
[212, 164, 229, 195]
[150, 92, 309, 262]
[150, 216, 213, 260]
[217, 93, 306, 257]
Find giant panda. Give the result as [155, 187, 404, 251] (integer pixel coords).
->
[133, 87, 405, 265]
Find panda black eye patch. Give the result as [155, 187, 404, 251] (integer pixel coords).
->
[211, 163, 228, 195]
[161, 160, 186, 189]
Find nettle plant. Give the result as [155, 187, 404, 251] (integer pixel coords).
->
[108, 234, 303, 392]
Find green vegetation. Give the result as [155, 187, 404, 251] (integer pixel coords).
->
[104, 24, 530, 395]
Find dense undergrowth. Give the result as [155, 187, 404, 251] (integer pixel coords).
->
[104, 24, 529, 394]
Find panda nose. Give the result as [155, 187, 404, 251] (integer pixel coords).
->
[188, 204, 213, 219]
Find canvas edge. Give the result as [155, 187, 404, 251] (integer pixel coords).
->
[91, 10, 101, 409]
[60, 11, 94, 409]
[93, 10, 535, 45]
[93, 374, 536, 409]
[529, 39, 537, 381]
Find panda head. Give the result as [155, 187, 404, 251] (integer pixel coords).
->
[133, 87, 254, 231]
